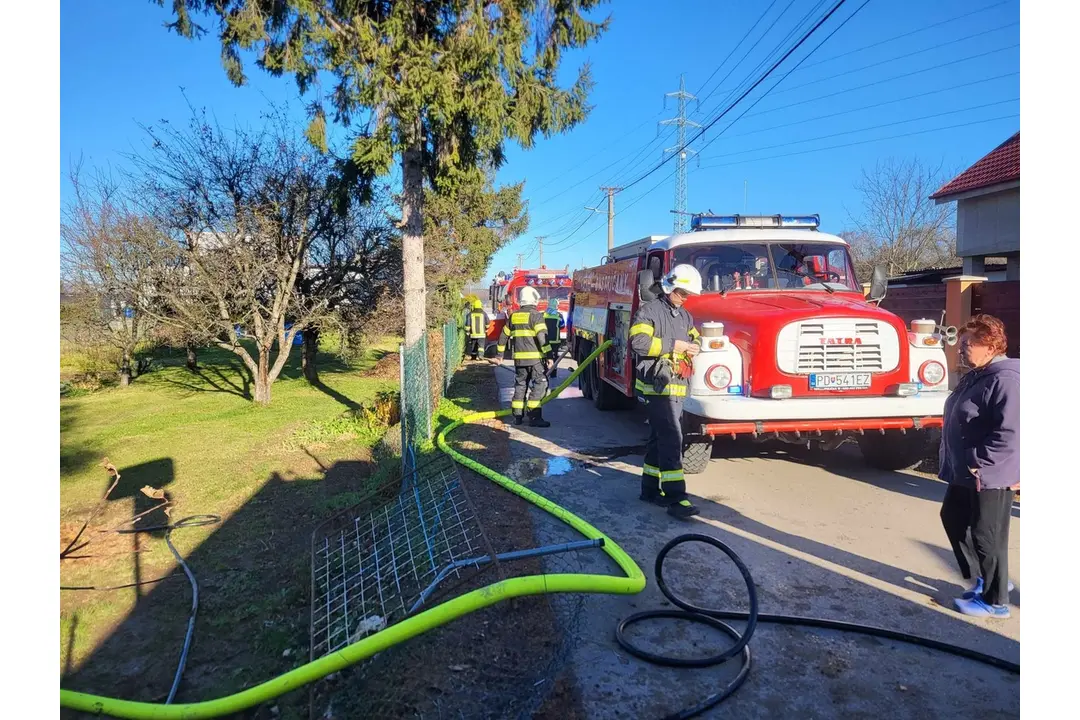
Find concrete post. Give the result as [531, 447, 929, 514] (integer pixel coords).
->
[943, 275, 987, 388]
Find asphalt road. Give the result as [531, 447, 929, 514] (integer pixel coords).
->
[489, 359, 1020, 719]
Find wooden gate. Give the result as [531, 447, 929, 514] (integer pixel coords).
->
[879, 285, 948, 327]
[971, 281, 1020, 357]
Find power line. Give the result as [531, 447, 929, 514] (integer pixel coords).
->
[708, 0, 832, 114]
[525, 109, 665, 196]
[725, 73, 1021, 140]
[698, 99, 1019, 162]
[695, 114, 1019, 171]
[768, 22, 1019, 96]
[690, 0, 791, 112]
[689, 0, 874, 161]
[747, 45, 1020, 118]
[796, 0, 1016, 71]
[618, 0, 854, 194]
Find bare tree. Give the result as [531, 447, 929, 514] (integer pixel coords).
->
[297, 184, 401, 384]
[846, 157, 958, 279]
[133, 108, 339, 406]
[61, 168, 160, 387]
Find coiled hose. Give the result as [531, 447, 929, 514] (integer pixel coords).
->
[616, 534, 1020, 720]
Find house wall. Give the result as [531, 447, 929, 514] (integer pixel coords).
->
[956, 187, 1020, 257]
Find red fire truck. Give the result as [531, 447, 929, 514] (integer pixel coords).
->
[568, 214, 953, 474]
[486, 266, 573, 353]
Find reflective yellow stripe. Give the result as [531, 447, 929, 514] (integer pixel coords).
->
[660, 470, 684, 483]
[629, 323, 654, 337]
[642, 464, 661, 478]
[688, 327, 701, 340]
[515, 351, 543, 360]
[541, 345, 552, 354]
[533, 323, 548, 334]
[511, 312, 531, 324]
[511, 329, 538, 338]
[634, 379, 688, 397]
[526, 399, 543, 409]
[511, 400, 525, 409]
[497, 344, 506, 353]
[647, 337, 662, 357]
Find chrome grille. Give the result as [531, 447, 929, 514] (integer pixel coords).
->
[795, 320, 885, 373]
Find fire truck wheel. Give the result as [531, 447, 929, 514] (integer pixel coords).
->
[576, 341, 595, 399]
[682, 438, 714, 475]
[857, 429, 931, 471]
[593, 368, 624, 411]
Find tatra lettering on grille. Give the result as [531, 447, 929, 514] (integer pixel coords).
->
[775, 319, 900, 374]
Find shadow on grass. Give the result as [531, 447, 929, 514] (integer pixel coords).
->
[60, 403, 105, 477]
[61, 449, 380, 716]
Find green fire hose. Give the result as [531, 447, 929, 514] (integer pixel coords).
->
[60, 341, 644, 719]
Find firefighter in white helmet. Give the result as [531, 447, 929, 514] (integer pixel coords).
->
[493, 285, 553, 427]
[629, 263, 703, 519]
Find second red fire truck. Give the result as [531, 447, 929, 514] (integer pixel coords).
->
[567, 214, 954, 474]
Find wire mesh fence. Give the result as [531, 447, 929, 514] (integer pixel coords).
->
[400, 318, 467, 475]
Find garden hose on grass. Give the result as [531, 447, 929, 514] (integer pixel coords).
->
[617, 534, 1021, 720]
[60, 341, 646, 719]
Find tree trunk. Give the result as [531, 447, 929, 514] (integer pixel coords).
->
[254, 351, 272, 406]
[186, 342, 198, 370]
[119, 348, 133, 387]
[401, 137, 428, 348]
[302, 328, 319, 384]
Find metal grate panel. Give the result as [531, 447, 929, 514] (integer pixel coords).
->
[309, 454, 488, 660]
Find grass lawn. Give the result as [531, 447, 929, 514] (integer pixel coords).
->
[60, 338, 403, 716]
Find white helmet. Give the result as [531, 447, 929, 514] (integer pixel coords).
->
[661, 264, 703, 296]
[519, 285, 541, 306]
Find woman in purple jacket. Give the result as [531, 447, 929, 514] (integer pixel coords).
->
[939, 314, 1019, 619]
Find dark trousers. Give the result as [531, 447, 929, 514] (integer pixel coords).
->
[940, 484, 1015, 605]
[642, 396, 686, 501]
[512, 364, 548, 418]
[468, 337, 484, 359]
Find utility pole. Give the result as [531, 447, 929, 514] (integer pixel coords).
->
[660, 74, 700, 234]
[536, 236, 545, 267]
[516, 252, 524, 269]
[585, 186, 622, 254]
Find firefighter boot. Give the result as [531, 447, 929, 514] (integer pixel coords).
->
[667, 498, 700, 520]
[529, 408, 551, 428]
[514, 413, 524, 426]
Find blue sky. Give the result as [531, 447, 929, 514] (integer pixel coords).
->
[61, 0, 1020, 281]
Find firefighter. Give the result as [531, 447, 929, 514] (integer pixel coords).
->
[467, 298, 487, 360]
[629, 263, 703, 520]
[493, 285, 553, 427]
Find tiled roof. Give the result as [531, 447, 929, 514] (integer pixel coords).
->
[931, 132, 1019, 199]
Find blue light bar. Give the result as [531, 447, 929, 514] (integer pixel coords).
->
[690, 214, 820, 231]
[780, 215, 820, 228]
[690, 215, 739, 230]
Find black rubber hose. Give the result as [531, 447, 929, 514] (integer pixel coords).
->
[615, 533, 1020, 720]
[114, 514, 221, 704]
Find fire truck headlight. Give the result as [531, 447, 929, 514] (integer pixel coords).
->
[704, 364, 732, 390]
[919, 360, 946, 386]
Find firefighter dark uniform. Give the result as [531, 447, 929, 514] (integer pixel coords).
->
[497, 305, 552, 427]
[467, 302, 487, 360]
[629, 295, 702, 519]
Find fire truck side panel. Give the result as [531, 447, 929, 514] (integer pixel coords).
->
[570, 258, 641, 397]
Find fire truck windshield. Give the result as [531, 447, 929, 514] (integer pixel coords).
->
[672, 242, 859, 293]
[535, 286, 571, 302]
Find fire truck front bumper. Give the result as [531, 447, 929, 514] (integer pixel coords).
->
[684, 391, 948, 437]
